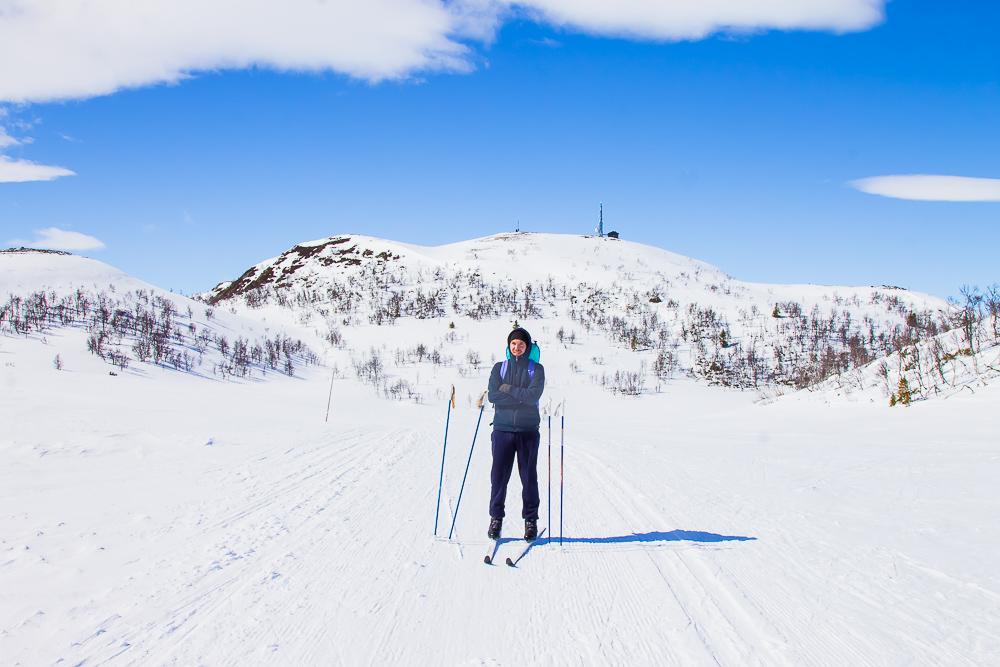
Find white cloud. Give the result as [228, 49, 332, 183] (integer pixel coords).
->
[10, 227, 106, 251]
[530, 37, 563, 48]
[850, 175, 1000, 202]
[0, 0, 475, 103]
[0, 156, 76, 183]
[0, 127, 20, 149]
[504, 0, 884, 40]
[0, 0, 887, 104]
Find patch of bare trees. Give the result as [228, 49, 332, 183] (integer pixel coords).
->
[1, 287, 316, 380]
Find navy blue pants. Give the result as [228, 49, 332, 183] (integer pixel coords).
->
[489, 430, 541, 520]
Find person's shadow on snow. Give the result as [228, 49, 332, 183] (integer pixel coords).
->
[550, 530, 755, 545]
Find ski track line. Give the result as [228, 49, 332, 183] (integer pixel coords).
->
[190, 431, 412, 652]
[580, 444, 799, 665]
[694, 453, 1000, 665]
[57, 426, 413, 666]
[204, 428, 372, 532]
[152, 426, 422, 666]
[651, 460, 892, 666]
[139, 448, 396, 663]
[570, 445, 761, 666]
[573, 439, 927, 666]
[575, 442, 905, 666]
[278, 425, 446, 666]
[575, 438, 1000, 666]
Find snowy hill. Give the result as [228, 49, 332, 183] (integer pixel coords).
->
[1, 247, 143, 295]
[781, 316, 1000, 405]
[204, 232, 952, 393]
[0, 248, 319, 380]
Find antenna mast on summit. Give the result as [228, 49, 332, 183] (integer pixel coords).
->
[596, 203, 604, 237]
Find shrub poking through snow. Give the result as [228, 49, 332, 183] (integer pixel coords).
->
[890, 377, 913, 407]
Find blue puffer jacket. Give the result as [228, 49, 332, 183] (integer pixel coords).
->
[488, 354, 545, 432]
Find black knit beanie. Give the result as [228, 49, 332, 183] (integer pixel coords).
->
[507, 327, 532, 348]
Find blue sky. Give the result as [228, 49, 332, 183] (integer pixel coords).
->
[1, 0, 998, 298]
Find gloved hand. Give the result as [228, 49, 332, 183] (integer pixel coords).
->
[499, 384, 512, 393]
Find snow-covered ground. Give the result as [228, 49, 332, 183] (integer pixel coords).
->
[2, 245, 998, 665]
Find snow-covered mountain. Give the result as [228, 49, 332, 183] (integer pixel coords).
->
[7, 234, 991, 406]
[203, 232, 953, 393]
[0, 248, 319, 380]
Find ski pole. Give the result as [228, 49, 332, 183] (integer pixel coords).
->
[560, 413, 564, 546]
[434, 386, 456, 536]
[547, 414, 552, 545]
[448, 392, 487, 540]
[324, 367, 335, 423]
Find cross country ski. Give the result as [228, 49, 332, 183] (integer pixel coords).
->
[506, 528, 546, 567]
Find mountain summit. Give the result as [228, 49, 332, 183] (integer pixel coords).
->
[206, 232, 725, 304]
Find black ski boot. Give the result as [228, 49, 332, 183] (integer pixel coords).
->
[524, 519, 538, 542]
[488, 517, 503, 540]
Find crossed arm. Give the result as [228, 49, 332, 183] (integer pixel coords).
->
[487, 362, 545, 406]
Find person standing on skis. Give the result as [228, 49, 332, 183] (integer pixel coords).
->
[487, 327, 545, 541]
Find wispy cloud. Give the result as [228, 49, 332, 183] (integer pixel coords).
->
[1, 108, 66, 181]
[0, 126, 20, 149]
[0, 156, 76, 183]
[0, 0, 887, 103]
[505, 0, 884, 40]
[9, 227, 106, 251]
[529, 37, 562, 48]
[850, 174, 1000, 202]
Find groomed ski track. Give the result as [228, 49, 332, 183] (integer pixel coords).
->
[4, 370, 998, 665]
